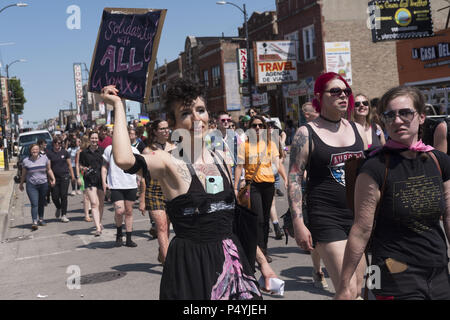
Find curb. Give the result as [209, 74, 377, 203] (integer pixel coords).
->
[0, 172, 16, 242]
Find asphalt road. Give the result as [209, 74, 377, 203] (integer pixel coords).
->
[0, 173, 335, 301]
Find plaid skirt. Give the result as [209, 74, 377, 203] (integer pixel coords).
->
[145, 178, 166, 211]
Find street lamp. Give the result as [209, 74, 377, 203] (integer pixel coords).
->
[0, 3, 28, 14]
[6, 59, 26, 137]
[216, 1, 253, 109]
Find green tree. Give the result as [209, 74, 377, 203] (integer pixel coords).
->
[8, 77, 26, 115]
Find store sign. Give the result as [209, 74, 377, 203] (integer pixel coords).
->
[255, 41, 298, 85]
[73, 63, 83, 115]
[242, 92, 268, 107]
[412, 43, 450, 61]
[237, 49, 248, 84]
[325, 42, 352, 85]
[369, 0, 434, 43]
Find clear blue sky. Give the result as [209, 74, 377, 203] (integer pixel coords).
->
[0, 0, 275, 125]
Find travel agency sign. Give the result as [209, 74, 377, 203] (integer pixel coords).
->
[255, 41, 298, 85]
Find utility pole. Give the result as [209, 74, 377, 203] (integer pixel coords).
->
[0, 81, 9, 171]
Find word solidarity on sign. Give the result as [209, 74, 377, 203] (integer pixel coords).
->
[89, 8, 166, 103]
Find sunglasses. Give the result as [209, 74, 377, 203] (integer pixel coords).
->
[381, 108, 417, 124]
[325, 87, 352, 97]
[251, 123, 266, 129]
[355, 101, 369, 107]
[221, 118, 232, 123]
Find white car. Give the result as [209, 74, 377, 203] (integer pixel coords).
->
[18, 130, 52, 151]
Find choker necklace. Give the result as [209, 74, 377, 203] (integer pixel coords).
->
[154, 141, 166, 150]
[320, 115, 341, 123]
[320, 115, 341, 129]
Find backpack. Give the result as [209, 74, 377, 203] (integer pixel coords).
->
[422, 116, 450, 156]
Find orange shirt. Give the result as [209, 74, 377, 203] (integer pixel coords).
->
[239, 139, 279, 183]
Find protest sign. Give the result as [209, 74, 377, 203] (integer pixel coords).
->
[89, 8, 166, 103]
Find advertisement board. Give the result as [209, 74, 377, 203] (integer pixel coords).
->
[255, 41, 298, 85]
[325, 42, 352, 85]
[369, 0, 434, 43]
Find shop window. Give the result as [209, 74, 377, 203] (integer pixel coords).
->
[285, 31, 300, 62]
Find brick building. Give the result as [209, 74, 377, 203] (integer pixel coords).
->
[276, 0, 401, 125]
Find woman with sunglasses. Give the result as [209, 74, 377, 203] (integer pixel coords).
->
[336, 86, 450, 300]
[101, 79, 278, 300]
[352, 94, 386, 149]
[288, 72, 368, 298]
[234, 115, 281, 262]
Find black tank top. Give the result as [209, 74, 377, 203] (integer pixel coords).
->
[370, 124, 383, 148]
[306, 122, 364, 227]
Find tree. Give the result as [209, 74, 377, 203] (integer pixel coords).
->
[8, 77, 26, 115]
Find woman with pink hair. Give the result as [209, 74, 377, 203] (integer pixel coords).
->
[288, 72, 368, 298]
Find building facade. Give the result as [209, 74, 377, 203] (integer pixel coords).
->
[396, 0, 450, 114]
[276, 0, 400, 125]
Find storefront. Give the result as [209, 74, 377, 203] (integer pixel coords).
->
[397, 28, 450, 114]
[282, 77, 315, 127]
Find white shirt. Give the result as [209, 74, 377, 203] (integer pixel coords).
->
[103, 145, 139, 189]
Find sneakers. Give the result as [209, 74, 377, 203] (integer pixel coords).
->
[276, 189, 284, 197]
[76, 190, 83, 195]
[55, 208, 61, 218]
[70, 191, 76, 196]
[38, 220, 47, 226]
[31, 222, 38, 231]
[60, 216, 70, 223]
[312, 271, 329, 289]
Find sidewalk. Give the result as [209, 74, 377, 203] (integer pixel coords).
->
[0, 158, 18, 242]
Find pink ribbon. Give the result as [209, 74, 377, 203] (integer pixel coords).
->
[369, 139, 434, 157]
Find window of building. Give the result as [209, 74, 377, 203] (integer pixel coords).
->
[203, 70, 209, 87]
[302, 25, 316, 61]
[212, 65, 221, 87]
[285, 31, 300, 62]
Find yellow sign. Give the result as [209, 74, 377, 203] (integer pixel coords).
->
[0, 150, 4, 169]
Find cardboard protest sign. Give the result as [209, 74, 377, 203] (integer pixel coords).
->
[89, 8, 166, 103]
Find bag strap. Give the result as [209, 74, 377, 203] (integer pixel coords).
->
[427, 151, 442, 176]
[247, 141, 262, 184]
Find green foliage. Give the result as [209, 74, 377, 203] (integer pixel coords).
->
[8, 78, 26, 115]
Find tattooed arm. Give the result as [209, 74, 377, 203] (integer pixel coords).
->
[288, 126, 314, 251]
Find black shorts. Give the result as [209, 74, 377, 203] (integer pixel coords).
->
[110, 189, 138, 202]
[308, 222, 352, 245]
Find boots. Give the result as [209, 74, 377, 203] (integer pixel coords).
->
[115, 226, 123, 247]
[273, 222, 284, 240]
[125, 231, 137, 247]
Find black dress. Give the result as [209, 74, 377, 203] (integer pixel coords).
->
[160, 157, 261, 300]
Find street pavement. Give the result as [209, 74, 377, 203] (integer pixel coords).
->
[0, 165, 336, 300]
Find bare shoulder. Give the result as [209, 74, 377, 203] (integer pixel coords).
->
[141, 149, 169, 179]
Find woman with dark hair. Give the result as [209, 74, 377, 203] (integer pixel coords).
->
[351, 93, 386, 149]
[101, 79, 278, 300]
[47, 136, 75, 223]
[234, 115, 281, 262]
[336, 86, 450, 300]
[19, 144, 56, 230]
[141, 119, 174, 264]
[288, 72, 368, 298]
[79, 131, 105, 236]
